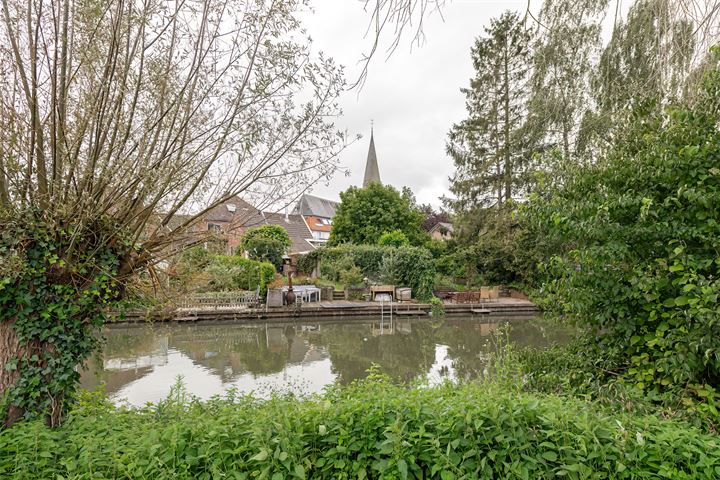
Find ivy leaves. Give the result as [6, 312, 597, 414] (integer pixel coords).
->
[0, 210, 134, 426]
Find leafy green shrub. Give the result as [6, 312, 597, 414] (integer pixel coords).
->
[2, 379, 719, 479]
[424, 238, 448, 258]
[377, 230, 410, 247]
[339, 265, 364, 288]
[238, 225, 291, 253]
[320, 254, 356, 283]
[242, 236, 285, 270]
[520, 63, 720, 415]
[435, 248, 469, 280]
[202, 256, 275, 296]
[429, 297, 445, 316]
[381, 246, 436, 301]
[309, 245, 392, 282]
[303, 245, 435, 299]
[295, 250, 318, 275]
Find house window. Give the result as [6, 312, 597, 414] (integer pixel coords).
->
[208, 223, 222, 232]
[314, 231, 330, 240]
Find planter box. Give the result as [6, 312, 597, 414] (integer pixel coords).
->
[345, 286, 366, 301]
[320, 285, 334, 301]
[266, 288, 284, 307]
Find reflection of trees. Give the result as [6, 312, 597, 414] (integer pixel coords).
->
[434, 317, 574, 381]
[317, 320, 436, 384]
[100, 326, 163, 358]
[171, 325, 291, 377]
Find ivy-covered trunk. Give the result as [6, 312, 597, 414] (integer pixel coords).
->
[0, 212, 133, 428]
[0, 320, 24, 427]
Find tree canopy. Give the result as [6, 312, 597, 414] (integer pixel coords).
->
[238, 225, 291, 269]
[329, 183, 426, 246]
[520, 54, 720, 408]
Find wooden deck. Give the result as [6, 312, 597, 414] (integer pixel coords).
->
[108, 297, 539, 324]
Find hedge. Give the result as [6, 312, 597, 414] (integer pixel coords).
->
[298, 245, 436, 300]
[1, 379, 719, 479]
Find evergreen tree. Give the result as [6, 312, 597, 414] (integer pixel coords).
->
[446, 11, 532, 211]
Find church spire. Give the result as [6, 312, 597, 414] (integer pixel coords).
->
[363, 122, 381, 187]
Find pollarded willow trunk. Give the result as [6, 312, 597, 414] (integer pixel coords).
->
[0, 321, 66, 428]
[0, 320, 24, 427]
[0, 212, 132, 428]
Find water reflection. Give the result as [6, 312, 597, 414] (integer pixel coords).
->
[81, 316, 570, 406]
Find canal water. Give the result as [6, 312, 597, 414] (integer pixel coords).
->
[81, 316, 571, 406]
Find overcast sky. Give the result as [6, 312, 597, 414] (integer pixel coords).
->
[297, 0, 528, 208]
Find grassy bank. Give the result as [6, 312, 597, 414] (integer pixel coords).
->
[1, 377, 719, 479]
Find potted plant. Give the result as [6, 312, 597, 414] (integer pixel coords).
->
[340, 266, 366, 301]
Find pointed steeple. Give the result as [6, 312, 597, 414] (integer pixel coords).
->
[363, 123, 381, 187]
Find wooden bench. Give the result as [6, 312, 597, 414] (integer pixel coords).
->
[178, 287, 260, 310]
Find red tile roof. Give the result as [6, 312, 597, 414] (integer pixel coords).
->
[304, 215, 332, 232]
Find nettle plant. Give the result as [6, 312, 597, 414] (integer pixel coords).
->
[0, 211, 135, 426]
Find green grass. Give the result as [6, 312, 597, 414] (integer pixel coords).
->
[1, 375, 719, 479]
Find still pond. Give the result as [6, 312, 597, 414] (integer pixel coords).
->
[81, 316, 571, 406]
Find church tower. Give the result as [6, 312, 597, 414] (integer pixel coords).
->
[362, 125, 381, 187]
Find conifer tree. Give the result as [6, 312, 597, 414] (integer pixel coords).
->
[446, 11, 531, 212]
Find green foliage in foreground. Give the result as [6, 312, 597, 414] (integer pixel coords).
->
[520, 58, 720, 415]
[2, 378, 720, 479]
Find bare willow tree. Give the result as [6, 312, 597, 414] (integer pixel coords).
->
[0, 0, 351, 427]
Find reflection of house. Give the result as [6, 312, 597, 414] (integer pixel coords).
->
[196, 196, 316, 254]
[429, 222, 453, 241]
[294, 194, 338, 246]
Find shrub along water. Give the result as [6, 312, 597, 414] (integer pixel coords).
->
[1, 376, 719, 479]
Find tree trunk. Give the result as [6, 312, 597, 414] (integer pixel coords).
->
[0, 320, 24, 428]
[503, 43, 512, 203]
[0, 320, 64, 428]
